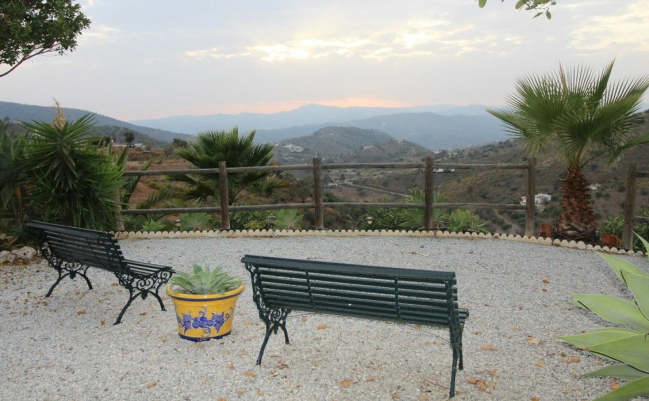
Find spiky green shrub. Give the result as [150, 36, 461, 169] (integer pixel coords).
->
[141, 219, 167, 232]
[400, 188, 448, 230]
[272, 209, 303, 230]
[170, 264, 242, 295]
[447, 210, 487, 233]
[20, 114, 125, 230]
[560, 235, 649, 400]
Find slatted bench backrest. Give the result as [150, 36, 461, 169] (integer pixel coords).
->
[242, 255, 459, 327]
[26, 221, 127, 274]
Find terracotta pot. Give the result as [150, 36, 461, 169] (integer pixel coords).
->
[539, 223, 552, 238]
[601, 233, 620, 248]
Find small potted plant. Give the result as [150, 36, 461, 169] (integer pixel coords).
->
[166, 264, 244, 342]
[601, 216, 622, 248]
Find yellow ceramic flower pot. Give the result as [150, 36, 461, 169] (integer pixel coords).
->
[166, 284, 244, 342]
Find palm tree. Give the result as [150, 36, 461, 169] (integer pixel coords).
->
[174, 127, 285, 205]
[488, 60, 649, 242]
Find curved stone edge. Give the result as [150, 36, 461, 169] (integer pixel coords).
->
[110, 229, 647, 257]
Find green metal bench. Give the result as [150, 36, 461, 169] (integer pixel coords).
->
[26, 221, 174, 325]
[241, 254, 468, 398]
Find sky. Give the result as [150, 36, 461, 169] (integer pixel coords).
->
[1, 0, 648, 121]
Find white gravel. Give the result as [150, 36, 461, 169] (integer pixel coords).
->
[1, 236, 647, 401]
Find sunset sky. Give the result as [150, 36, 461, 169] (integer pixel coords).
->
[1, 0, 648, 120]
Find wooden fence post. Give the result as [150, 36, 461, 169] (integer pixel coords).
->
[524, 157, 536, 237]
[218, 161, 230, 230]
[622, 163, 637, 250]
[424, 156, 434, 230]
[313, 158, 324, 230]
[114, 192, 124, 231]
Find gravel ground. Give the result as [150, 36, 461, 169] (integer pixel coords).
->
[1, 236, 648, 401]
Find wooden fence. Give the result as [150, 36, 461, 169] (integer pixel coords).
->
[120, 156, 538, 236]
[622, 163, 649, 249]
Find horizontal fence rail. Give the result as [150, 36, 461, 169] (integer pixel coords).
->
[623, 164, 649, 249]
[118, 157, 537, 236]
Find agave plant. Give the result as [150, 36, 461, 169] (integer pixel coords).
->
[170, 264, 242, 295]
[400, 188, 448, 230]
[560, 234, 649, 400]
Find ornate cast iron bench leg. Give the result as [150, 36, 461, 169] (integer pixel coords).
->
[115, 287, 137, 325]
[255, 308, 291, 365]
[45, 263, 93, 298]
[113, 270, 172, 325]
[450, 347, 459, 398]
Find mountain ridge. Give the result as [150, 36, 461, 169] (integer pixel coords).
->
[0, 101, 192, 143]
[130, 103, 494, 134]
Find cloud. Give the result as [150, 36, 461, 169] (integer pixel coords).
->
[570, 1, 649, 52]
[233, 17, 512, 62]
[185, 48, 251, 60]
[78, 25, 119, 45]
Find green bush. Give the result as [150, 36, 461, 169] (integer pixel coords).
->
[601, 215, 623, 237]
[230, 210, 271, 230]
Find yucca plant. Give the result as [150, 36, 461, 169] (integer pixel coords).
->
[170, 264, 242, 295]
[560, 234, 649, 400]
[20, 114, 125, 230]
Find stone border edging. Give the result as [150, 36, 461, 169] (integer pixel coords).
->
[113, 229, 646, 257]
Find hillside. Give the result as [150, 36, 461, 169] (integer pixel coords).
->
[1, 119, 167, 148]
[273, 126, 394, 164]
[256, 112, 504, 150]
[319, 110, 649, 234]
[0, 101, 193, 143]
[341, 139, 432, 163]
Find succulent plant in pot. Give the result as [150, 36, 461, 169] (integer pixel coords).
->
[166, 264, 244, 342]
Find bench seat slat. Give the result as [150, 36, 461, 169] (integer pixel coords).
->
[259, 269, 457, 294]
[262, 284, 457, 309]
[267, 300, 460, 326]
[264, 292, 458, 321]
[259, 276, 457, 301]
[246, 254, 456, 281]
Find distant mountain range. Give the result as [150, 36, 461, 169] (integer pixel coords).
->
[0, 101, 193, 143]
[131, 103, 506, 150]
[0, 101, 507, 150]
[130, 104, 492, 134]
